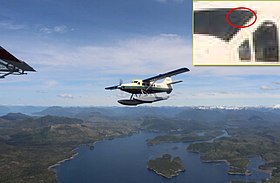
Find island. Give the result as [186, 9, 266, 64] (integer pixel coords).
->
[187, 126, 280, 178]
[147, 154, 185, 178]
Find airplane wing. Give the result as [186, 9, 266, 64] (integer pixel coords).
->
[194, 8, 254, 41]
[0, 46, 35, 78]
[142, 67, 190, 82]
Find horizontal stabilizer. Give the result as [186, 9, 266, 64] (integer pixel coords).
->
[105, 85, 119, 90]
[169, 80, 183, 85]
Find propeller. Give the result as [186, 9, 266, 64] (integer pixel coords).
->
[105, 79, 123, 90]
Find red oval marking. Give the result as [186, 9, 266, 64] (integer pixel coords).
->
[226, 7, 257, 28]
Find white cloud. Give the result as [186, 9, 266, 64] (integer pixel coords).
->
[260, 85, 278, 91]
[155, 0, 167, 3]
[0, 24, 270, 78]
[36, 90, 48, 93]
[155, 0, 185, 3]
[0, 21, 70, 34]
[57, 93, 75, 99]
[22, 34, 191, 75]
[259, 81, 280, 91]
[190, 91, 280, 99]
[173, 0, 185, 3]
[53, 25, 68, 33]
[188, 65, 280, 77]
[116, 91, 131, 98]
[0, 20, 27, 30]
[39, 27, 52, 34]
[272, 81, 280, 85]
[44, 80, 59, 88]
[39, 25, 70, 34]
[16, 33, 280, 78]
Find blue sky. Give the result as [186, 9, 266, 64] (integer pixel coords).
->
[1, 0, 280, 107]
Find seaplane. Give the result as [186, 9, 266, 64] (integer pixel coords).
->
[0, 46, 35, 78]
[105, 67, 189, 106]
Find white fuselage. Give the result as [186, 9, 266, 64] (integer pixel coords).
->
[118, 78, 173, 94]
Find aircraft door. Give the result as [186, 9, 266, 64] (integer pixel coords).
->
[253, 21, 279, 62]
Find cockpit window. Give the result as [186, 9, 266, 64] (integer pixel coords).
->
[194, 9, 254, 41]
[239, 39, 251, 61]
[253, 21, 278, 62]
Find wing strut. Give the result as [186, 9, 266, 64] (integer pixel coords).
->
[0, 46, 35, 78]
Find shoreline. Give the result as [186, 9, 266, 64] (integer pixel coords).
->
[190, 152, 271, 176]
[48, 152, 79, 170]
[47, 140, 98, 182]
[47, 135, 123, 171]
[47, 140, 102, 183]
[201, 157, 273, 176]
[48, 130, 273, 182]
[146, 154, 186, 179]
[47, 132, 139, 181]
[188, 143, 273, 177]
[259, 166, 275, 177]
[147, 167, 184, 179]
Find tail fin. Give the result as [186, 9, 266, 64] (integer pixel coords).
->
[162, 77, 182, 85]
[162, 77, 179, 94]
[163, 77, 173, 92]
[163, 77, 173, 85]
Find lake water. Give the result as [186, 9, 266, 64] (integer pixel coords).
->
[55, 131, 270, 183]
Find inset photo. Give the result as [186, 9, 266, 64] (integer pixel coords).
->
[193, 1, 280, 65]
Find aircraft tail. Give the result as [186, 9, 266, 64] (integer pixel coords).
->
[162, 77, 172, 94]
[162, 77, 182, 85]
[162, 77, 173, 85]
[162, 77, 183, 94]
